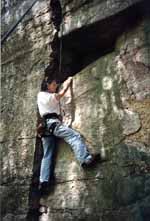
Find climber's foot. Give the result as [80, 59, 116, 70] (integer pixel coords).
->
[27, 208, 43, 217]
[39, 176, 56, 197]
[39, 182, 49, 196]
[82, 153, 101, 168]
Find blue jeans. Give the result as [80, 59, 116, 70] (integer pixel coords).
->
[40, 119, 92, 183]
[40, 135, 56, 183]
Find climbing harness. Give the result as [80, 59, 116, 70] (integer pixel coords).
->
[37, 119, 58, 137]
[37, 113, 61, 137]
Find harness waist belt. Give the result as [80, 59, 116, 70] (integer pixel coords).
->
[43, 113, 59, 120]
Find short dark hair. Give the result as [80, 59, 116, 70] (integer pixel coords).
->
[44, 65, 54, 77]
[40, 78, 54, 91]
[47, 78, 56, 84]
[41, 64, 60, 91]
[40, 77, 60, 91]
[40, 79, 47, 91]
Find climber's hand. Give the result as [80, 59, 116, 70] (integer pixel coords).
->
[66, 77, 73, 85]
[56, 77, 73, 100]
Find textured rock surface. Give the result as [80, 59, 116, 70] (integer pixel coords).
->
[39, 143, 150, 221]
[1, 0, 150, 220]
[39, 14, 150, 220]
[60, 0, 142, 36]
[1, 0, 55, 219]
[1, 0, 37, 35]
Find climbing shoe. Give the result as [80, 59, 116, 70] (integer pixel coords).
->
[39, 177, 56, 197]
[27, 208, 43, 217]
[82, 153, 101, 168]
[39, 181, 50, 196]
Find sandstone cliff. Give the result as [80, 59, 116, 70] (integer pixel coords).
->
[1, 0, 150, 220]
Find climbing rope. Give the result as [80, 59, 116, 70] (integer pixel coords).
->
[58, 22, 63, 117]
[59, 23, 63, 75]
[1, 0, 38, 45]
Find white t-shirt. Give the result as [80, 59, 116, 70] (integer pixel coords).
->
[37, 91, 60, 117]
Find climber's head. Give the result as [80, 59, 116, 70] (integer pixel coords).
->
[41, 65, 60, 92]
[41, 77, 60, 92]
[47, 79, 59, 93]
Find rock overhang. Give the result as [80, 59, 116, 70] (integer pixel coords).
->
[57, 0, 148, 79]
[60, 0, 143, 37]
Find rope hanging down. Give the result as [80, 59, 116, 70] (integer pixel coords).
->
[58, 23, 63, 117]
[1, 0, 38, 45]
[59, 23, 63, 75]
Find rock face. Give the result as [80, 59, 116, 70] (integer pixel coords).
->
[1, 0, 56, 219]
[60, 0, 142, 36]
[1, 0, 150, 221]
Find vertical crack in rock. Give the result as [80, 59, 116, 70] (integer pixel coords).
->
[27, 0, 63, 219]
[43, 0, 64, 82]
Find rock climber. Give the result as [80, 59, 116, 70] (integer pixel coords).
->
[37, 75, 100, 195]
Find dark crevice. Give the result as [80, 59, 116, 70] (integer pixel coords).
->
[42, 0, 149, 82]
[27, 0, 63, 219]
[50, 0, 62, 30]
[41, 0, 63, 82]
[59, 0, 149, 80]
[41, 0, 149, 83]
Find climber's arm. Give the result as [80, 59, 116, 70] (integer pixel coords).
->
[55, 77, 72, 100]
